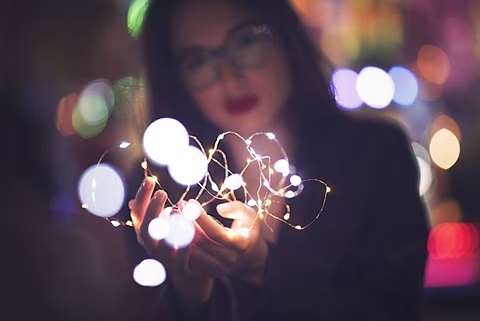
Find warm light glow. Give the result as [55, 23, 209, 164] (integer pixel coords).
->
[120, 142, 131, 149]
[274, 159, 290, 176]
[284, 213, 290, 220]
[266, 132, 276, 140]
[168, 146, 208, 186]
[111, 220, 121, 227]
[143, 118, 190, 166]
[417, 45, 450, 85]
[430, 114, 461, 141]
[429, 129, 460, 170]
[356, 66, 395, 109]
[133, 258, 166, 287]
[78, 164, 125, 218]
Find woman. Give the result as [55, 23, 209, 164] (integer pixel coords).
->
[129, 0, 429, 320]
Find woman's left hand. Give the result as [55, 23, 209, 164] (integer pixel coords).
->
[188, 200, 268, 286]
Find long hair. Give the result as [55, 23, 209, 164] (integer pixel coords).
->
[142, 0, 347, 178]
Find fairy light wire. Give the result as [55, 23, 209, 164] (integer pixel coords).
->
[84, 131, 331, 231]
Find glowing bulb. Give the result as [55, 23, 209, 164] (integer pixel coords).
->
[111, 220, 121, 227]
[165, 214, 195, 248]
[274, 159, 289, 176]
[119, 141, 131, 149]
[245, 139, 252, 145]
[218, 134, 225, 140]
[160, 207, 173, 219]
[285, 191, 295, 199]
[237, 228, 250, 237]
[429, 129, 460, 170]
[148, 217, 170, 240]
[284, 213, 290, 220]
[247, 199, 257, 207]
[141, 161, 147, 169]
[265, 200, 272, 206]
[168, 146, 208, 186]
[133, 258, 166, 287]
[78, 164, 125, 218]
[82, 203, 88, 209]
[356, 66, 394, 109]
[143, 118, 189, 166]
[182, 202, 201, 220]
[126, 220, 133, 227]
[263, 180, 270, 188]
[295, 225, 302, 230]
[211, 182, 219, 192]
[266, 132, 276, 140]
[326, 187, 331, 193]
[290, 175, 302, 186]
[224, 174, 244, 191]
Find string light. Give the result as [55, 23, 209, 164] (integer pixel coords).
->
[80, 118, 330, 233]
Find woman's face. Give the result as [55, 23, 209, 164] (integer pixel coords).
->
[171, 0, 291, 137]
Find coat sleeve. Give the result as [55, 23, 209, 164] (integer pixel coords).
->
[316, 125, 430, 321]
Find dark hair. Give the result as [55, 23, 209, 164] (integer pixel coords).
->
[142, 0, 346, 164]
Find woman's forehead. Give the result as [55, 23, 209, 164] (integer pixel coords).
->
[171, 0, 250, 51]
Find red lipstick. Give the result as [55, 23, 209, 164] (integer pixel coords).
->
[224, 95, 259, 115]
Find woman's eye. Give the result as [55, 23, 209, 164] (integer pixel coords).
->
[184, 52, 209, 71]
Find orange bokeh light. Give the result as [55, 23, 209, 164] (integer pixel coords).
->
[56, 93, 78, 136]
[417, 45, 450, 85]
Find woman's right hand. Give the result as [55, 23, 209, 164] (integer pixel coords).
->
[128, 177, 214, 307]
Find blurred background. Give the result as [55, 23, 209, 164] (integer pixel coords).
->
[3, 0, 480, 320]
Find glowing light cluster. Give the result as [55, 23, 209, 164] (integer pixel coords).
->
[332, 66, 419, 109]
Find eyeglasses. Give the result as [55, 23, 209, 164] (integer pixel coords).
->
[176, 23, 274, 91]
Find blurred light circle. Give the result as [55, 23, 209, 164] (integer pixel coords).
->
[274, 159, 290, 176]
[290, 175, 302, 187]
[182, 202, 201, 221]
[133, 258, 166, 287]
[78, 164, 125, 217]
[430, 114, 461, 141]
[417, 45, 450, 85]
[72, 105, 108, 138]
[356, 66, 394, 109]
[389, 66, 419, 106]
[148, 217, 170, 240]
[429, 129, 460, 170]
[168, 146, 208, 186]
[224, 174, 244, 191]
[285, 190, 295, 199]
[77, 79, 114, 125]
[143, 118, 190, 166]
[127, 0, 150, 38]
[416, 157, 433, 197]
[331, 68, 363, 109]
[165, 214, 195, 248]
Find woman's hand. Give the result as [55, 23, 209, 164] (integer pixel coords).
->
[191, 200, 269, 286]
[129, 177, 215, 307]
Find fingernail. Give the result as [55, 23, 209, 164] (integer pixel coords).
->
[217, 202, 230, 213]
[153, 190, 165, 200]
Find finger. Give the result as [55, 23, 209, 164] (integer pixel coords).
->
[132, 177, 156, 221]
[193, 202, 230, 245]
[139, 190, 167, 248]
[217, 201, 256, 222]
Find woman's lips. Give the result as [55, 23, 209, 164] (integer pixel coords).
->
[224, 95, 259, 114]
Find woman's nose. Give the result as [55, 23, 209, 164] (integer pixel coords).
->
[217, 57, 244, 84]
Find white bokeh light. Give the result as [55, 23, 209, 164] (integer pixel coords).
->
[332, 68, 363, 109]
[389, 66, 419, 106]
[143, 118, 190, 166]
[148, 217, 170, 240]
[168, 146, 208, 186]
[247, 199, 257, 207]
[274, 159, 289, 176]
[356, 66, 395, 109]
[290, 175, 302, 187]
[182, 202, 201, 221]
[417, 157, 433, 197]
[284, 190, 295, 199]
[165, 213, 195, 248]
[224, 174, 244, 191]
[78, 164, 125, 217]
[133, 258, 167, 287]
[77, 79, 114, 125]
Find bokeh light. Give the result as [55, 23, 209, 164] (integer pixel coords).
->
[78, 164, 125, 218]
[430, 114, 462, 141]
[290, 175, 302, 187]
[428, 223, 479, 259]
[224, 174, 244, 191]
[77, 79, 114, 124]
[127, 0, 150, 38]
[331, 68, 363, 109]
[148, 217, 170, 240]
[56, 93, 78, 136]
[143, 118, 190, 166]
[417, 45, 450, 85]
[274, 159, 290, 176]
[412, 143, 434, 197]
[165, 214, 195, 248]
[133, 258, 166, 287]
[388, 66, 419, 106]
[356, 66, 395, 109]
[168, 146, 208, 186]
[429, 129, 461, 170]
[182, 202, 201, 221]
